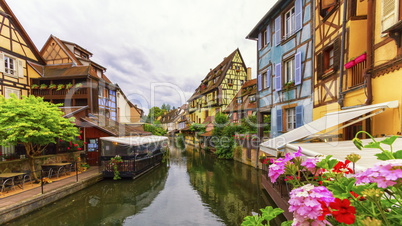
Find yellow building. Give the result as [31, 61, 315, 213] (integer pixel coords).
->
[0, 0, 45, 98]
[187, 49, 251, 124]
[313, 0, 401, 139]
[371, 0, 402, 136]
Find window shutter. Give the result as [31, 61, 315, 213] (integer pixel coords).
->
[257, 74, 262, 91]
[275, 63, 282, 91]
[333, 38, 341, 72]
[17, 59, 24, 78]
[317, 52, 323, 79]
[275, 16, 281, 46]
[0, 53, 4, 73]
[382, 0, 398, 31]
[266, 24, 271, 44]
[258, 32, 262, 50]
[266, 69, 271, 88]
[295, 105, 304, 128]
[277, 109, 283, 132]
[295, 0, 303, 32]
[295, 52, 302, 85]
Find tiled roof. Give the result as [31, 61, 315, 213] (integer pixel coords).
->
[223, 78, 257, 113]
[160, 109, 179, 123]
[43, 64, 89, 77]
[188, 49, 239, 101]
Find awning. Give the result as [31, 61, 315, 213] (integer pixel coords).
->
[260, 100, 399, 156]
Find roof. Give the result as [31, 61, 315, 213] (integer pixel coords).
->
[100, 135, 168, 146]
[0, 1, 46, 65]
[60, 106, 89, 118]
[43, 64, 89, 77]
[160, 109, 180, 123]
[223, 79, 257, 113]
[188, 49, 241, 101]
[246, 0, 285, 39]
[81, 114, 151, 136]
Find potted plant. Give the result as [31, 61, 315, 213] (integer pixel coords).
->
[39, 84, 48, 89]
[48, 84, 57, 89]
[65, 83, 73, 89]
[284, 80, 295, 90]
[75, 83, 83, 88]
[56, 84, 65, 91]
[31, 84, 39, 89]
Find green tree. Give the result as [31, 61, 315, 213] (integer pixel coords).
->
[0, 95, 79, 181]
[145, 106, 166, 123]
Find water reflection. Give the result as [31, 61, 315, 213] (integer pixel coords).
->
[8, 143, 282, 226]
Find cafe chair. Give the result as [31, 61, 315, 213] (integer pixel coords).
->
[42, 167, 54, 179]
[1, 178, 15, 194]
[13, 171, 32, 189]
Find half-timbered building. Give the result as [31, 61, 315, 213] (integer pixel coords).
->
[31, 35, 118, 121]
[223, 79, 257, 123]
[0, 0, 47, 160]
[187, 49, 250, 124]
[247, 0, 314, 141]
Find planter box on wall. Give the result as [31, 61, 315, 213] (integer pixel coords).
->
[354, 53, 366, 64]
[344, 60, 356, 69]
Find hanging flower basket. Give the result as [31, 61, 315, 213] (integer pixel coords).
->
[344, 60, 356, 69]
[354, 53, 367, 64]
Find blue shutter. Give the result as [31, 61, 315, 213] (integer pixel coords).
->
[295, 52, 302, 85]
[266, 24, 271, 44]
[275, 16, 281, 46]
[275, 63, 282, 91]
[257, 74, 262, 91]
[258, 32, 262, 50]
[295, 105, 304, 128]
[266, 69, 271, 88]
[295, 0, 303, 32]
[277, 109, 283, 132]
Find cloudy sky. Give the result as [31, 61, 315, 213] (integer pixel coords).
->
[7, 0, 274, 113]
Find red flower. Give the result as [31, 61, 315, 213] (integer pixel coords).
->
[329, 198, 356, 224]
[333, 160, 354, 174]
[67, 147, 70, 150]
[77, 148, 82, 150]
[74, 143, 78, 147]
[318, 201, 331, 221]
[350, 191, 366, 201]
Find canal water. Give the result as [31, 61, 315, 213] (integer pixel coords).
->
[8, 144, 283, 226]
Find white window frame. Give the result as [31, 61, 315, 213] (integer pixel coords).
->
[4, 87, 21, 98]
[286, 108, 296, 131]
[284, 7, 296, 39]
[284, 58, 295, 83]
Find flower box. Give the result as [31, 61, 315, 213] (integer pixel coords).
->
[344, 60, 356, 69]
[354, 53, 366, 64]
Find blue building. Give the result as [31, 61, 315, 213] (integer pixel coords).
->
[246, 0, 314, 153]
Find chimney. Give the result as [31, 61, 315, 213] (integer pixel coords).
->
[247, 67, 252, 81]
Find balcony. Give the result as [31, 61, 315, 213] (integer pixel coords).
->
[31, 88, 88, 99]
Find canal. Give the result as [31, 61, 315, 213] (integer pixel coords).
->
[8, 144, 283, 225]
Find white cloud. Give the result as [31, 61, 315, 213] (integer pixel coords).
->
[7, 0, 273, 111]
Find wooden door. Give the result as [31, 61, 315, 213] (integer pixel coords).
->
[87, 138, 99, 166]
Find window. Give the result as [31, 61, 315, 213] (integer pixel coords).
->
[237, 97, 242, 104]
[317, 39, 340, 79]
[284, 7, 295, 39]
[240, 80, 244, 85]
[284, 58, 295, 84]
[382, 0, 399, 31]
[4, 56, 15, 75]
[262, 71, 267, 89]
[324, 46, 334, 72]
[4, 87, 20, 98]
[249, 95, 256, 102]
[320, 0, 338, 18]
[286, 108, 296, 131]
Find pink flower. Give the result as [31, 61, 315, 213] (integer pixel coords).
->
[289, 184, 335, 225]
[301, 157, 320, 173]
[354, 159, 402, 188]
[268, 147, 303, 183]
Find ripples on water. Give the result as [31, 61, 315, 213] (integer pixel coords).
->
[8, 144, 283, 226]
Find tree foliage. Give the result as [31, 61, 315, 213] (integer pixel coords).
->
[144, 123, 167, 136]
[0, 95, 79, 180]
[145, 106, 167, 123]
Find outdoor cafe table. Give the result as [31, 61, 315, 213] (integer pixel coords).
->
[0, 172, 26, 193]
[41, 163, 71, 178]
